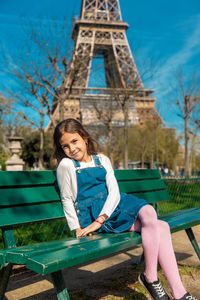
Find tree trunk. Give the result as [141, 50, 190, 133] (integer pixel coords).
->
[38, 112, 44, 170]
[155, 127, 159, 164]
[189, 123, 200, 176]
[38, 128, 44, 170]
[150, 152, 154, 169]
[123, 104, 129, 169]
[184, 116, 190, 177]
[108, 121, 114, 166]
[141, 152, 145, 169]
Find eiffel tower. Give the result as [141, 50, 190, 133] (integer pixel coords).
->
[51, 0, 161, 127]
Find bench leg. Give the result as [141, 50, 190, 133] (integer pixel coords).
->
[0, 263, 13, 300]
[132, 251, 145, 267]
[185, 228, 200, 260]
[51, 270, 70, 300]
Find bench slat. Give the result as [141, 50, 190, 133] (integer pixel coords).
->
[160, 207, 199, 218]
[0, 186, 60, 207]
[118, 179, 166, 193]
[0, 203, 64, 227]
[133, 189, 170, 203]
[160, 208, 200, 232]
[0, 169, 160, 187]
[1, 234, 110, 264]
[26, 232, 142, 275]
[114, 169, 160, 180]
[0, 171, 56, 187]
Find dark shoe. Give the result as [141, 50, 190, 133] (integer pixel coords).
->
[138, 273, 170, 300]
[173, 292, 198, 300]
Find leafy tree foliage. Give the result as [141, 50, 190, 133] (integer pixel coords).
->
[127, 123, 179, 170]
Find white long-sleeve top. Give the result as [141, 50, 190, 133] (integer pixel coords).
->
[56, 154, 120, 231]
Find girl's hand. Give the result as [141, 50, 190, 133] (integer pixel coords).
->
[75, 227, 83, 238]
[76, 221, 101, 238]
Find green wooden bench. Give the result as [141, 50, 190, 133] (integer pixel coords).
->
[0, 169, 200, 300]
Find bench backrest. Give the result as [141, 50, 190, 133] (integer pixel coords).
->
[0, 169, 169, 230]
[115, 169, 170, 203]
[0, 171, 62, 229]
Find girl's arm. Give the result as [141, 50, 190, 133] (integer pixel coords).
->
[56, 158, 81, 231]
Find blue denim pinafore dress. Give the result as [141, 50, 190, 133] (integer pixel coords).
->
[73, 155, 148, 233]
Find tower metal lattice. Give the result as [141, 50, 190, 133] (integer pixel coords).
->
[51, 0, 161, 126]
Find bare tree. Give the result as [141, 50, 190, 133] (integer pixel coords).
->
[112, 88, 134, 168]
[0, 17, 74, 169]
[92, 96, 119, 165]
[0, 94, 13, 134]
[175, 70, 200, 177]
[188, 104, 200, 175]
[104, 49, 159, 168]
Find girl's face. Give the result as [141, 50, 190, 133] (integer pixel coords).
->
[60, 132, 91, 162]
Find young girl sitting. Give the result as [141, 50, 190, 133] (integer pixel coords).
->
[54, 118, 197, 300]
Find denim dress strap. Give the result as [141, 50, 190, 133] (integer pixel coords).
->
[72, 158, 81, 173]
[72, 155, 102, 171]
[92, 154, 103, 168]
[72, 158, 80, 167]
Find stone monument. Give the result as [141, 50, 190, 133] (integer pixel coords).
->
[5, 136, 25, 171]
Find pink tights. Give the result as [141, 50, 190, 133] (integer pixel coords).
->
[129, 205, 186, 299]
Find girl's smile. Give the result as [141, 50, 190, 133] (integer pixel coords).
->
[60, 132, 91, 162]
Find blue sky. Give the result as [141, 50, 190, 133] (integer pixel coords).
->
[0, 0, 200, 129]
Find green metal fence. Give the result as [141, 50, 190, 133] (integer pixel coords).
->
[159, 177, 200, 216]
[1, 177, 200, 249]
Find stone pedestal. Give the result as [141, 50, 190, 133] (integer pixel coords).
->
[5, 137, 25, 171]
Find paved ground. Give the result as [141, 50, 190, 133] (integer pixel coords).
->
[4, 225, 200, 300]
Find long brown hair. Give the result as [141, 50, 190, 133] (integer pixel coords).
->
[53, 118, 98, 164]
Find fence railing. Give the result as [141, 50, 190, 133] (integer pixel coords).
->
[1, 178, 200, 249]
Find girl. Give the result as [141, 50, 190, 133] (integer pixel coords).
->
[54, 118, 197, 300]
